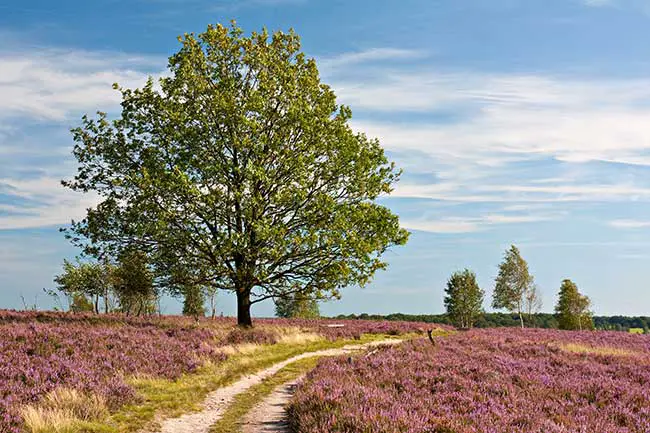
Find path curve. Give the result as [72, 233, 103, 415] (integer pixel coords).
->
[157, 339, 402, 433]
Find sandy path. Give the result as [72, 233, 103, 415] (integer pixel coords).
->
[241, 377, 303, 433]
[157, 339, 402, 433]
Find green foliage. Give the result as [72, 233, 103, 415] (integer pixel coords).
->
[70, 293, 95, 313]
[182, 285, 205, 319]
[63, 22, 408, 326]
[555, 279, 594, 330]
[275, 294, 320, 319]
[336, 312, 649, 331]
[492, 245, 534, 328]
[53, 260, 113, 313]
[443, 269, 484, 329]
[111, 251, 157, 316]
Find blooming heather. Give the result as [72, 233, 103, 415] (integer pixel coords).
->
[289, 328, 650, 433]
[0, 310, 436, 432]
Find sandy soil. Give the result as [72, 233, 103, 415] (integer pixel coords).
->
[241, 377, 302, 433]
[157, 339, 402, 433]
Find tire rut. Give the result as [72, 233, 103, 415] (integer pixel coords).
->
[156, 339, 402, 433]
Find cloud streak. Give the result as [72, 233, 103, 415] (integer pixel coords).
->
[0, 46, 159, 229]
[609, 219, 650, 229]
[0, 48, 160, 121]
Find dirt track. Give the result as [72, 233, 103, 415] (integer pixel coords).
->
[157, 339, 403, 433]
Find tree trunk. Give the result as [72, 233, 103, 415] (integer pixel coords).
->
[94, 295, 99, 314]
[519, 311, 524, 328]
[237, 290, 253, 327]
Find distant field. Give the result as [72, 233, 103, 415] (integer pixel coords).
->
[290, 328, 650, 433]
[0, 310, 437, 433]
[629, 327, 645, 334]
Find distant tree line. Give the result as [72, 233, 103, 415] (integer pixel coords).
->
[332, 312, 650, 333]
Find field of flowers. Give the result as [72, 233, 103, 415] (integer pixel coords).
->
[289, 328, 650, 433]
[0, 310, 432, 433]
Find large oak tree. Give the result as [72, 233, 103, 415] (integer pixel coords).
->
[63, 23, 408, 326]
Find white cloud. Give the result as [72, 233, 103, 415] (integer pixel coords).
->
[0, 177, 99, 230]
[402, 218, 481, 234]
[0, 49, 160, 121]
[321, 65, 650, 209]
[340, 73, 650, 166]
[391, 181, 650, 203]
[0, 46, 161, 229]
[401, 212, 559, 234]
[609, 219, 650, 229]
[320, 48, 426, 70]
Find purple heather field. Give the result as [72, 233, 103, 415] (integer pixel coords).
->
[289, 328, 650, 433]
[0, 310, 431, 433]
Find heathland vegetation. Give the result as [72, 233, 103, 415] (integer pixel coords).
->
[290, 328, 650, 432]
[0, 311, 434, 433]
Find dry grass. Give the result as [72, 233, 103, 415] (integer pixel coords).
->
[273, 327, 323, 345]
[558, 343, 637, 357]
[216, 343, 263, 356]
[21, 388, 108, 433]
[214, 327, 322, 356]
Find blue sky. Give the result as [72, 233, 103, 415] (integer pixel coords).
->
[2, 0, 650, 317]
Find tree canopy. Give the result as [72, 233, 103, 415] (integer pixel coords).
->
[53, 259, 112, 313]
[275, 293, 320, 319]
[63, 22, 408, 326]
[555, 279, 593, 330]
[444, 269, 484, 329]
[492, 245, 534, 328]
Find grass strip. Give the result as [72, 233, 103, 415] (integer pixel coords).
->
[72, 333, 406, 433]
[210, 356, 321, 433]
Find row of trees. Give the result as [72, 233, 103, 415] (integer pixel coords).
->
[49, 252, 218, 318]
[334, 312, 649, 333]
[51, 253, 320, 319]
[444, 245, 593, 330]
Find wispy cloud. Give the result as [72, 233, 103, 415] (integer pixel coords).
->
[315, 61, 650, 213]
[0, 46, 160, 229]
[0, 48, 160, 121]
[339, 73, 650, 166]
[0, 177, 99, 229]
[402, 218, 481, 234]
[401, 212, 559, 234]
[609, 219, 650, 229]
[319, 48, 427, 70]
[581, 0, 650, 14]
